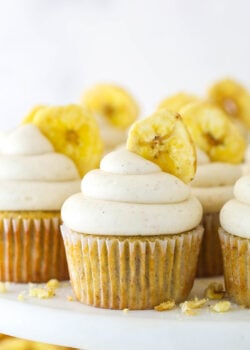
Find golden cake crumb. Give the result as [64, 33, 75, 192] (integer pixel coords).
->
[123, 308, 129, 313]
[154, 300, 176, 311]
[0, 282, 8, 293]
[29, 287, 55, 299]
[180, 297, 207, 316]
[46, 279, 60, 289]
[211, 301, 231, 313]
[17, 292, 25, 301]
[204, 282, 225, 300]
[67, 295, 74, 302]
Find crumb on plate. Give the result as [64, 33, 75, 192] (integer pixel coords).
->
[180, 297, 207, 316]
[211, 301, 231, 313]
[154, 300, 176, 311]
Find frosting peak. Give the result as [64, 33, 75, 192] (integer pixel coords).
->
[100, 149, 161, 174]
[0, 124, 80, 210]
[1, 124, 54, 155]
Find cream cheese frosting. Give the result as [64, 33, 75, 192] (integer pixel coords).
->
[62, 149, 202, 235]
[220, 176, 250, 238]
[0, 124, 80, 210]
[191, 149, 242, 213]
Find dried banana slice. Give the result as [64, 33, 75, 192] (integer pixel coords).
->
[208, 78, 250, 129]
[23, 105, 46, 123]
[180, 101, 246, 163]
[23, 105, 103, 176]
[158, 92, 199, 113]
[127, 109, 196, 183]
[82, 84, 139, 129]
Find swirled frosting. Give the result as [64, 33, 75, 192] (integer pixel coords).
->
[220, 176, 250, 238]
[0, 124, 80, 210]
[62, 149, 202, 235]
[191, 149, 242, 213]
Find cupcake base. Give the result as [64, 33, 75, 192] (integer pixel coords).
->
[196, 212, 223, 277]
[0, 211, 69, 283]
[219, 228, 250, 307]
[62, 226, 203, 310]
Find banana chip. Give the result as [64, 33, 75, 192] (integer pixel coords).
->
[127, 109, 196, 183]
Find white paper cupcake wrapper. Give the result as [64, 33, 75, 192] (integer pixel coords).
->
[197, 212, 223, 277]
[0, 216, 68, 282]
[62, 225, 203, 310]
[219, 228, 250, 307]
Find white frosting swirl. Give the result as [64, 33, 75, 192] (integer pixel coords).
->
[0, 124, 80, 210]
[220, 176, 250, 238]
[62, 149, 202, 235]
[191, 149, 242, 213]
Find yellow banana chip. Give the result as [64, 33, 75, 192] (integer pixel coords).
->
[158, 92, 199, 113]
[127, 109, 196, 183]
[23, 104, 103, 176]
[23, 105, 46, 124]
[82, 84, 139, 129]
[180, 101, 246, 163]
[208, 78, 250, 129]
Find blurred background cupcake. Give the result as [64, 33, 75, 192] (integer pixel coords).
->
[61, 110, 203, 309]
[0, 105, 103, 283]
[180, 101, 246, 277]
[156, 94, 246, 277]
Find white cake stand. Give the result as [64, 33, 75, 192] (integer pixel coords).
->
[0, 277, 249, 350]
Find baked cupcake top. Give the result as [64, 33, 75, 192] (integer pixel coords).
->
[61, 148, 202, 235]
[191, 148, 242, 213]
[0, 124, 80, 211]
[220, 175, 250, 238]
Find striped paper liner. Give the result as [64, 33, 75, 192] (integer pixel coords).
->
[62, 225, 203, 310]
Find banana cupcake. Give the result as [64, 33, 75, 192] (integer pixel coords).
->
[220, 175, 250, 307]
[61, 110, 203, 310]
[180, 101, 246, 277]
[0, 105, 103, 282]
[81, 84, 139, 153]
[0, 124, 80, 282]
[191, 149, 242, 276]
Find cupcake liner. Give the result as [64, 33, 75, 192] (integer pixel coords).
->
[219, 228, 250, 307]
[61, 225, 203, 310]
[196, 212, 223, 277]
[0, 215, 69, 282]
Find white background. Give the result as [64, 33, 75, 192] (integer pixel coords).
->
[0, 0, 249, 130]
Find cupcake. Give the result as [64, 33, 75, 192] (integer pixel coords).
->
[0, 105, 103, 282]
[179, 101, 246, 277]
[61, 110, 203, 310]
[81, 84, 139, 153]
[0, 124, 80, 282]
[191, 149, 242, 276]
[219, 175, 250, 307]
